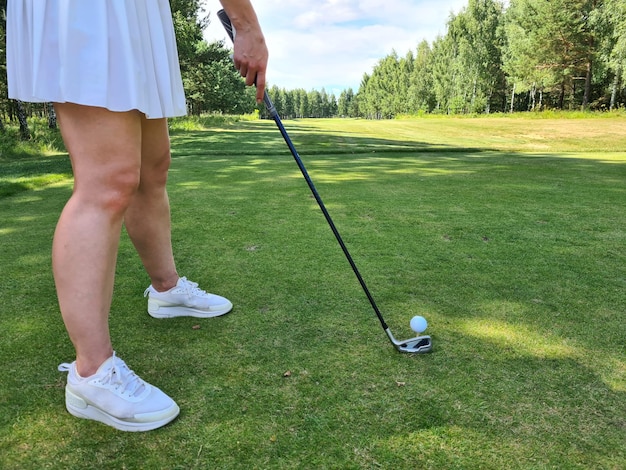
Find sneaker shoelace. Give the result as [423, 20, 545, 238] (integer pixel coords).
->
[103, 353, 146, 397]
[177, 276, 209, 298]
[58, 352, 146, 398]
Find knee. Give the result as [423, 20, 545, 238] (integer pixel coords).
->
[78, 165, 141, 216]
[152, 149, 172, 185]
[110, 169, 142, 211]
[139, 148, 171, 190]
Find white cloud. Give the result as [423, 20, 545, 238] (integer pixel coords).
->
[201, 0, 466, 94]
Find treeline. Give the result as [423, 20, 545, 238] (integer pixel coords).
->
[236, 0, 626, 120]
[353, 0, 626, 118]
[265, 86, 340, 119]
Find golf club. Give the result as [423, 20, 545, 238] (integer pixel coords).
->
[218, 10, 432, 354]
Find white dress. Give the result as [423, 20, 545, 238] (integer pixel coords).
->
[6, 0, 187, 119]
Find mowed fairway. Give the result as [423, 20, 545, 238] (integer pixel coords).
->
[1, 115, 625, 469]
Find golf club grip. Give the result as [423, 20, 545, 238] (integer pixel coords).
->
[217, 9, 235, 42]
[217, 9, 276, 115]
[217, 10, 390, 332]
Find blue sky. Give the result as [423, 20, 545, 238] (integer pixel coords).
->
[202, 0, 467, 95]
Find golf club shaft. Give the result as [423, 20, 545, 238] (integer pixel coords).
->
[217, 10, 389, 332]
[264, 100, 390, 332]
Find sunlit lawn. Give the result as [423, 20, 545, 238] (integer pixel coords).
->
[1, 115, 625, 469]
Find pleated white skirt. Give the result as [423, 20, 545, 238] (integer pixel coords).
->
[6, 0, 187, 119]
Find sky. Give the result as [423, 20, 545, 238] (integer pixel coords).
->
[201, 0, 467, 96]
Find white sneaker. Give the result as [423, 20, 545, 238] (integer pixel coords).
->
[58, 353, 179, 432]
[144, 276, 233, 319]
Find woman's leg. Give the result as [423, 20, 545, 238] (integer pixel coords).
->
[123, 116, 179, 292]
[125, 116, 234, 318]
[54, 104, 179, 431]
[53, 103, 142, 377]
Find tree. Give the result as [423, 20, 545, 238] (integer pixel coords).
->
[357, 51, 414, 118]
[599, 0, 626, 109]
[308, 90, 322, 117]
[298, 89, 310, 118]
[337, 89, 351, 117]
[504, 0, 604, 110]
[0, 0, 7, 129]
[503, 1, 553, 110]
[430, 35, 458, 113]
[407, 41, 436, 113]
[15, 100, 30, 140]
[319, 88, 329, 117]
[447, 0, 506, 113]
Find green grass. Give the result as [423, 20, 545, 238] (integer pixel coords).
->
[1, 115, 625, 469]
[0, 118, 70, 198]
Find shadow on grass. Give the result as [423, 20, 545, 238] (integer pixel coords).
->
[169, 119, 466, 158]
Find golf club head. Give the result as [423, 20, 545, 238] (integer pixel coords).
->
[395, 336, 432, 353]
[386, 328, 433, 354]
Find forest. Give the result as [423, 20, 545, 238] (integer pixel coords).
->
[1, 0, 625, 133]
[273, 0, 626, 119]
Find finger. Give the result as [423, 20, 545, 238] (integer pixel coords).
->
[254, 70, 266, 102]
[245, 69, 257, 87]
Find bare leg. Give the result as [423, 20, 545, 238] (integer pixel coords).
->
[124, 116, 179, 292]
[53, 103, 142, 377]
[125, 117, 234, 319]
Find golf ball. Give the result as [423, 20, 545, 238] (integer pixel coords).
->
[410, 315, 428, 333]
